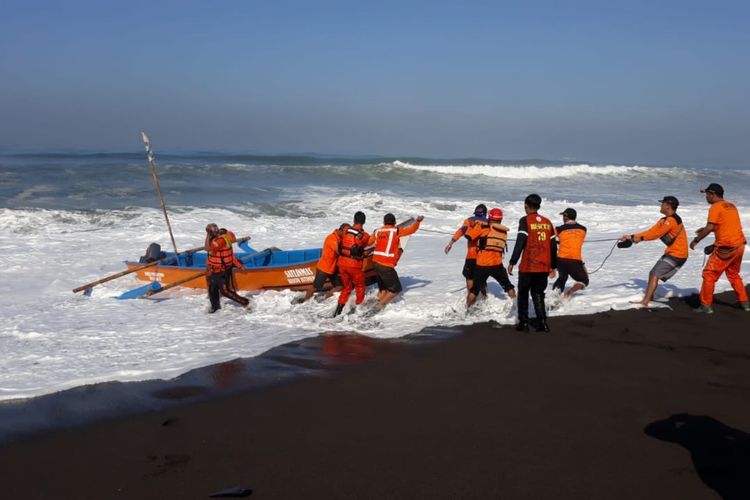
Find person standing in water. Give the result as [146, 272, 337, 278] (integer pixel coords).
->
[334, 212, 370, 317]
[552, 208, 589, 299]
[690, 184, 749, 313]
[619, 196, 688, 307]
[300, 223, 348, 303]
[205, 223, 250, 313]
[445, 204, 488, 293]
[369, 213, 424, 309]
[508, 194, 557, 332]
[464, 208, 515, 307]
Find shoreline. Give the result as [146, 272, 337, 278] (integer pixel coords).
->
[1, 288, 749, 498]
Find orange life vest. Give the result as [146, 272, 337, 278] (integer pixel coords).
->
[208, 234, 235, 273]
[338, 225, 369, 268]
[339, 227, 366, 260]
[478, 223, 509, 253]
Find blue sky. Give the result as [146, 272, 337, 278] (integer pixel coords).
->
[0, 0, 748, 166]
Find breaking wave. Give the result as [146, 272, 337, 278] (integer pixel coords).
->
[389, 161, 688, 180]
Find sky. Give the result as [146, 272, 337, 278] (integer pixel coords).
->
[0, 0, 748, 167]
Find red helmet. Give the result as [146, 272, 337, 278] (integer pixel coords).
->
[488, 208, 503, 221]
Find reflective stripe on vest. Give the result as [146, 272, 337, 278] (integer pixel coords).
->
[339, 228, 365, 259]
[373, 227, 398, 258]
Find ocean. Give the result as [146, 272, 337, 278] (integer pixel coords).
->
[1, 152, 748, 401]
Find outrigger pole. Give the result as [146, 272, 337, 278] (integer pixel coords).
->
[141, 132, 179, 257]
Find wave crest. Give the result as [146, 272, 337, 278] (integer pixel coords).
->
[390, 161, 684, 179]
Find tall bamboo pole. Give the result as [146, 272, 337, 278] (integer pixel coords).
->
[141, 132, 179, 257]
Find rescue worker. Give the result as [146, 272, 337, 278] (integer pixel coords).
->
[508, 194, 557, 332]
[690, 184, 749, 313]
[369, 213, 424, 308]
[619, 196, 689, 307]
[464, 208, 515, 307]
[552, 208, 589, 299]
[445, 204, 488, 292]
[205, 223, 250, 313]
[334, 212, 370, 317]
[300, 223, 348, 303]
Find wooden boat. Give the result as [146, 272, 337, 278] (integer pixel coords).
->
[124, 245, 378, 292]
[122, 218, 415, 295]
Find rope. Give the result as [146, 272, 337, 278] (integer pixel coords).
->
[587, 241, 619, 274]
[420, 228, 455, 235]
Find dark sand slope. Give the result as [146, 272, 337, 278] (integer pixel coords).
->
[1, 289, 749, 499]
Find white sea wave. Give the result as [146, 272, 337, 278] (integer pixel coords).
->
[1, 198, 748, 401]
[389, 160, 689, 179]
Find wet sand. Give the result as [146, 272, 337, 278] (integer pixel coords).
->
[1, 289, 749, 499]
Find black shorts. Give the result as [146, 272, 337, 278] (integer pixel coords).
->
[471, 264, 514, 295]
[553, 258, 589, 290]
[312, 269, 342, 291]
[373, 262, 402, 293]
[462, 258, 477, 280]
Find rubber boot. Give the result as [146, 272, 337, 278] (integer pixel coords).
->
[516, 307, 529, 332]
[333, 303, 345, 317]
[532, 293, 550, 332]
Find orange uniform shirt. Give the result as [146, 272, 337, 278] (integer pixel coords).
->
[464, 222, 509, 267]
[317, 230, 341, 275]
[635, 215, 688, 259]
[369, 219, 421, 268]
[451, 217, 486, 259]
[556, 223, 586, 261]
[708, 200, 746, 248]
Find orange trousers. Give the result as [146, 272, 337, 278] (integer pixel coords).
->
[699, 245, 748, 306]
[338, 265, 366, 305]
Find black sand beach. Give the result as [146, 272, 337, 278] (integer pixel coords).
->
[2, 289, 749, 499]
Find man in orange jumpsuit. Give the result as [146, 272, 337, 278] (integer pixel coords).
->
[369, 213, 424, 308]
[620, 196, 688, 307]
[690, 183, 749, 313]
[300, 223, 348, 303]
[334, 211, 370, 317]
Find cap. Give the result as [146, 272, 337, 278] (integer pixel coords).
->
[658, 196, 679, 209]
[700, 183, 724, 197]
[488, 208, 503, 221]
[559, 208, 577, 220]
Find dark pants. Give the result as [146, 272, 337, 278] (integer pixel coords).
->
[208, 269, 249, 312]
[552, 258, 589, 291]
[517, 272, 548, 324]
[471, 264, 514, 295]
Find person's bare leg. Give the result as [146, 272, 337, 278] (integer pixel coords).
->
[378, 291, 398, 306]
[563, 283, 585, 299]
[466, 279, 473, 292]
[301, 286, 314, 302]
[507, 288, 516, 299]
[640, 275, 660, 306]
[467, 292, 478, 307]
[324, 285, 342, 300]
